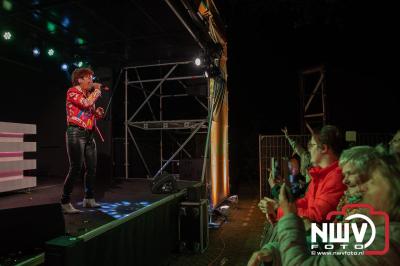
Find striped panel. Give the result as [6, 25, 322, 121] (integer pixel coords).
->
[0, 176, 36, 193]
[0, 122, 36, 134]
[0, 160, 36, 171]
[0, 122, 37, 192]
[0, 142, 36, 152]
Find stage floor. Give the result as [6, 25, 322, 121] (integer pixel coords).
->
[0, 177, 198, 236]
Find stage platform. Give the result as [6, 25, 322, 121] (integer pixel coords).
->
[0, 178, 202, 266]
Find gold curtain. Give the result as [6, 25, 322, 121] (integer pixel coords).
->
[198, 0, 229, 207]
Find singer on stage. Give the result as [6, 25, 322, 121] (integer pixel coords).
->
[61, 67, 106, 214]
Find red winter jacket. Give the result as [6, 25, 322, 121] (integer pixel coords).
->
[277, 161, 346, 223]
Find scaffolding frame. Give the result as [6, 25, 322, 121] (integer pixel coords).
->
[299, 65, 327, 133]
[122, 60, 210, 180]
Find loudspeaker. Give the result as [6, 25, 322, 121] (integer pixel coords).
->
[179, 199, 209, 253]
[150, 173, 178, 194]
[0, 203, 65, 257]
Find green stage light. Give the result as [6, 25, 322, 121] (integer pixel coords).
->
[2, 0, 13, 11]
[75, 37, 85, 45]
[2, 31, 12, 40]
[47, 48, 55, 56]
[47, 21, 56, 33]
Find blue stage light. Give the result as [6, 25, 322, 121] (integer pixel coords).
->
[32, 47, 40, 57]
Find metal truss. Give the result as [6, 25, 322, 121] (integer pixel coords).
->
[122, 60, 209, 179]
[299, 65, 327, 134]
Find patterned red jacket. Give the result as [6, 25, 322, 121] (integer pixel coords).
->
[277, 161, 346, 223]
[66, 86, 101, 130]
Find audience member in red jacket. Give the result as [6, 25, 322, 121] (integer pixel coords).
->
[263, 125, 346, 224]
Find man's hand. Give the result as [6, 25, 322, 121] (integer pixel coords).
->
[92, 83, 109, 91]
[258, 197, 278, 224]
[279, 183, 297, 216]
[95, 107, 105, 118]
[268, 169, 278, 188]
[281, 126, 289, 137]
[92, 82, 102, 91]
[247, 249, 273, 266]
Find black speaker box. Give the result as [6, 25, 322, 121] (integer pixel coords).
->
[150, 173, 178, 194]
[0, 203, 65, 257]
[179, 199, 209, 253]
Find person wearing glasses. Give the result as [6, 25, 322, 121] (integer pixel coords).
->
[262, 125, 346, 225]
[249, 145, 400, 266]
[61, 67, 106, 214]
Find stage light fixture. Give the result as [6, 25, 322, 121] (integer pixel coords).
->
[2, 0, 13, 11]
[195, 58, 201, 66]
[75, 37, 85, 45]
[47, 48, 55, 56]
[61, 63, 68, 71]
[47, 21, 56, 33]
[2, 31, 12, 40]
[77, 61, 83, 67]
[32, 47, 40, 56]
[61, 17, 70, 28]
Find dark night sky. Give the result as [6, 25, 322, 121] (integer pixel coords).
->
[225, 0, 399, 187]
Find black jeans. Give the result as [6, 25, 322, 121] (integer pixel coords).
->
[61, 125, 97, 204]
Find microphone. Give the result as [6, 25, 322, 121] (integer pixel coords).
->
[92, 83, 109, 91]
[100, 84, 109, 91]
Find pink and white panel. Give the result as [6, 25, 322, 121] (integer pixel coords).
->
[0, 122, 37, 193]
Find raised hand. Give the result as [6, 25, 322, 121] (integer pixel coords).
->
[281, 126, 289, 137]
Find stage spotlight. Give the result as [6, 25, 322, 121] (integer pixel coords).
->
[32, 47, 40, 57]
[2, 31, 12, 40]
[47, 48, 55, 56]
[61, 63, 68, 71]
[75, 37, 85, 45]
[61, 17, 70, 28]
[3, 0, 13, 11]
[194, 58, 201, 66]
[47, 21, 56, 33]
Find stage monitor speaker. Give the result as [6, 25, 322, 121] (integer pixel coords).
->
[179, 199, 209, 253]
[0, 203, 65, 257]
[150, 172, 178, 194]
